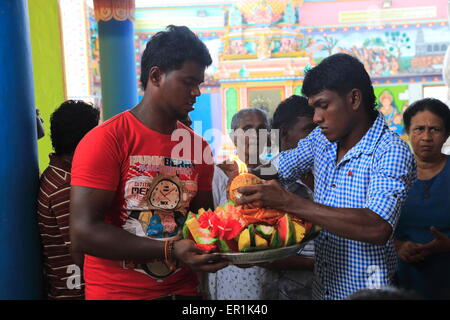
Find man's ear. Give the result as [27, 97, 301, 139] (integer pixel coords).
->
[149, 66, 163, 87]
[280, 126, 289, 138]
[349, 89, 362, 111]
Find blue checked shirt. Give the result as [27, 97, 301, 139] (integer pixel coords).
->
[277, 113, 416, 300]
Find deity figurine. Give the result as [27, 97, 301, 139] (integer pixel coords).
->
[256, 34, 274, 59]
[229, 5, 243, 27]
[283, 1, 297, 24]
[253, 0, 273, 25]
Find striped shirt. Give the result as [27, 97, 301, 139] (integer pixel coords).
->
[37, 154, 84, 300]
[278, 113, 416, 300]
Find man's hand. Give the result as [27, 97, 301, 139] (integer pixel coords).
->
[235, 180, 292, 210]
[173, 239, 230, 273]
[397, 241, 426, 263]
[421, 226, 450, 256]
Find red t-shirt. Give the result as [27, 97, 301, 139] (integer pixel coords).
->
[71, 111, 214, 300]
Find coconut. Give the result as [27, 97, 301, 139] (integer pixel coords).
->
[228, 172, 262, 203]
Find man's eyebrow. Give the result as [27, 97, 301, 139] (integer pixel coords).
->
[311, 98, 326, 106]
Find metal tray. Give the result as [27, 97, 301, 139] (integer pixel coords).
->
[212, 227, 320, 265]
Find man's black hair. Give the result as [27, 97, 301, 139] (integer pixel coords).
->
[403, 98, 450, 134]
[140, 25, 212, 90]
[50, 100, 100, 156]
[301, 53, 378, 119]
[271, 95, 313, 130]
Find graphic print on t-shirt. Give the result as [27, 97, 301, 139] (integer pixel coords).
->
[121, 155, 198, 279]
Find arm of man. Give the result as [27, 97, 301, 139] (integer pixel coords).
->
[70, 186, 164, 261]
[286, 197, 392, 245]
[236, 181, 391, 245]
[237, 141, 416, 246]
[70, 186, 228, 272]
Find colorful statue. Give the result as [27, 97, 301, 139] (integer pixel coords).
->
[283, 1, 296, 24]
[256, 34, 274, 59]
[253, 0, 273, 25]
[229, 5, 243, 27]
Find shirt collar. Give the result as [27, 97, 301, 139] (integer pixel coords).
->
[49, 153, 72, 172]
[351, 112, 386, 156]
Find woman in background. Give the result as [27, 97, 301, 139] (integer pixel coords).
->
[394, 98, 450, 299]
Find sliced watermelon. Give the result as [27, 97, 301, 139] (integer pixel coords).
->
[218, 239, 239, 253]
[277, 214, 296, 247]
[269, 230, 282, 249]
[248, 224, 256, 247]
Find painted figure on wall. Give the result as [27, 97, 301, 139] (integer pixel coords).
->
[377, 89, 403, 136]
[279, 37, 297, 53]
[339, 45, 398, 76]
[283, 1, 296, 24]
[229, 5, 243, 27]
[229, 39, 248, 55]
[257, 34, 274, 59]
[253, 0, 274, 25]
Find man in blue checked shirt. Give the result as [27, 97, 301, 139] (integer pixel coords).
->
[236, 53, 416, 300]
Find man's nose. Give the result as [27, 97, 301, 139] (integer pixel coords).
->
[313, 110, 323, 124]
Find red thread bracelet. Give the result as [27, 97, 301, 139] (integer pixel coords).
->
[164, 240, 177, 269]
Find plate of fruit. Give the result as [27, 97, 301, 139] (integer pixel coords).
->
[182, 200, 319, 264]
[182, 162, 319, 264]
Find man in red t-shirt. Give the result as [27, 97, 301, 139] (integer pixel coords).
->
[70, 25, 229, 300]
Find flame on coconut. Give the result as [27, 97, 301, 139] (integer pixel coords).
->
[230, 154, 248, 174]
